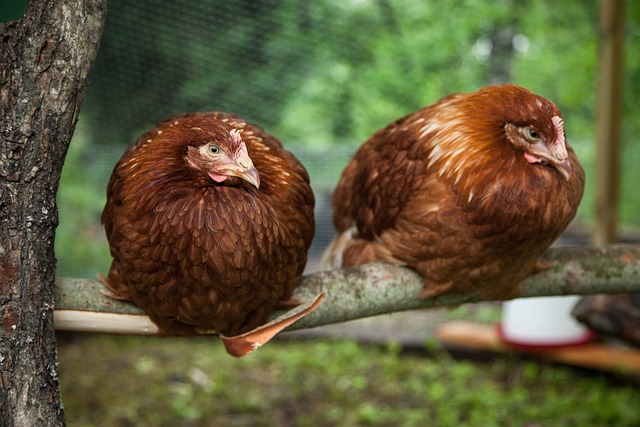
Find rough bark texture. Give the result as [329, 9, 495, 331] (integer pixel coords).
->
[54, 245, 640, 333]
[0, 1, 106, 426]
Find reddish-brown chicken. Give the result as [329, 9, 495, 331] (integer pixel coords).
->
[325, 84, 584, 300]
[102, 111, 315, 338]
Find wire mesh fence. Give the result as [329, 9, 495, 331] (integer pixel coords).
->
[55, 0, 639, 278]
[57, 0, 373, 277]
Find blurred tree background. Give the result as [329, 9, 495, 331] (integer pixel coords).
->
[22, 0, 636, 277]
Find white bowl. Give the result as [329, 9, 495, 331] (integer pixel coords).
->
[498, 296, 594, 348]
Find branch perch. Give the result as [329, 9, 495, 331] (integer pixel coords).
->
[54, 245, 640, 335]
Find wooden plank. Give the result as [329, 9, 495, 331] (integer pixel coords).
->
[437, 320, 640, 375]
[594, 0, 625, 245]
[54, 310, 160, 335]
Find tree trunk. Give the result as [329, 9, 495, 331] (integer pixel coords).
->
[0, 1, 106, 426]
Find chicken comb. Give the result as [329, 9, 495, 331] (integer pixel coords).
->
[551, 116, 568, 159]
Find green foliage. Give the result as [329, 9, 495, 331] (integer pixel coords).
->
[619, 2, 640, 226]
[56, 0, 640, 277]
[447, 302, 503, 324]
[0, 0, 28, 22]
[82, 0, 638, 148]
[58, 335, 640, 427]
[512, 0, 599, 138]
[55, 125, 119, 277]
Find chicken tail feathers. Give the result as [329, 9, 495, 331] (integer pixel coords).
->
[321, 227, 355, 269]
[321, 227, 381, 269]
[98, 266, 131, 301]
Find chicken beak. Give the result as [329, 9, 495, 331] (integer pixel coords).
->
[235, 164, 260, 188]
[545, 142, 572, 180]
[525, 140, 572, 181]
[526, 150, 572, 181]
[554, 158, 572, 180]
[229, 149, 260, 188]
[214, 163, 260, 188]
[221, 142, 260, 188]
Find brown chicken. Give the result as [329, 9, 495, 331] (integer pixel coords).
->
[102, 111, 315, 338]
[325, 84, 585, 300]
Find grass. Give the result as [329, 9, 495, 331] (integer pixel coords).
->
[57, 334, 640, 427]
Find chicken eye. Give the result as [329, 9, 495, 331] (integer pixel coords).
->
[526, 128, 541, 141]
[208, 144, 221, 156]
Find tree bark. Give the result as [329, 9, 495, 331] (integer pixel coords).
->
[53, 245, 640, 334]
[0, 1, 106, 426]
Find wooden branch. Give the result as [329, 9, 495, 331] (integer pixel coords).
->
[54, 245, 640, 335]
[55, 245, 640, 335]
